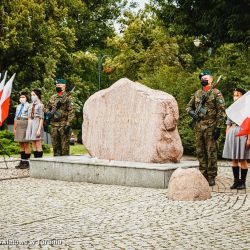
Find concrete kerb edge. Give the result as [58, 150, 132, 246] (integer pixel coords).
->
[30, 158, 199, 171]
[30, 158, 199, 188]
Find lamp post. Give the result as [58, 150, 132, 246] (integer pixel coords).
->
[193, 35, 212, 56]
[193, 36, 201, 47]
[98, 54, 109, 90]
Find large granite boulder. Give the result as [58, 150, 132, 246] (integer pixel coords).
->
[82, 78, 183, 163]
[168, 168, 211, 201]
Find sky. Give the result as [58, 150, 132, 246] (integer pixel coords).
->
[130, 0, 150, 12]
[114, 0, 150, 33]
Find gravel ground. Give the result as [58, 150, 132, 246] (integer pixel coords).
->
[0, 157, 249, 249]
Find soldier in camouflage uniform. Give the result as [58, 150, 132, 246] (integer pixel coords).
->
[187, 70, 226, 186]
[45, 79, 75, 156]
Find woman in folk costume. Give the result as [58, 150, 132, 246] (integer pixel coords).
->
[14, 91, 31, 169]
[26, 89, 44, 158]
[223, 88, 250, 189]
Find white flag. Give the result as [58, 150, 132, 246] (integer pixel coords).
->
[0, 73, 15, 126]
[226, 91, 250, 126]
[0, 71, 8, 99]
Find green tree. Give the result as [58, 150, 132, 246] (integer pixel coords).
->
[106, 11, 199, 153]
[106, 10, 250, 155]
[0, 0, 128, 123]
[0, 0, 76, 96]
[106, 11, 187, 82]
[154, 0, 250, 45]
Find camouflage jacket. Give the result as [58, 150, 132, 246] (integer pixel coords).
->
[45, 93, 75, 127]
[186, 88, 226, 129]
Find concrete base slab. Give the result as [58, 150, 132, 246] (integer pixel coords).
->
[30, 156, 199, 189]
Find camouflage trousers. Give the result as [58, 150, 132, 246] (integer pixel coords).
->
[51, 126, 71, 156]
[195, 127, 218, 178]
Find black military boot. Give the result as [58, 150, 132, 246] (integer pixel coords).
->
[237, 168, 248, 190]
[208, 178, 216, 186]
[230, 166, 240, 189]
[15, 151, 25, 169]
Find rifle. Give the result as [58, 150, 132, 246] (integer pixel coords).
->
[44, 86, 75, 127]
[189, 75, 222, 129]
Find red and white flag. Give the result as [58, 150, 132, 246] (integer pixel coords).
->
[0, 71, 7, 99]
[0, 73, 15, 126]
[226, 90, 250, 136]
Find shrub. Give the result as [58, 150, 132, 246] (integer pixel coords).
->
[0, 130, 51, 156]
[0, 130, 14, 140]
[42, 144, 51, 153]
[0, 131, 20, 155]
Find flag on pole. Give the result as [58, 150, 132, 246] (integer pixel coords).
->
[226, 91, 250, 136]
[0, 73, 15, 126]
[0, 71, 8, 99]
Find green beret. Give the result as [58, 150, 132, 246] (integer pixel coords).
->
[54, 78, 67, 84]
[199, 69, 212, 79]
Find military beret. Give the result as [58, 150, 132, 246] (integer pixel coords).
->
[234, 87, 246, 95]
[54, 78, 67, 85]
[199, 69, 212, 79]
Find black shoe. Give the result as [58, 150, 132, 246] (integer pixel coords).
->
[15, 161, 22, 169]
[237, 180, 246, 190]
[230, 180, 239, 189]
[19, 161, 29, 169]
[238, 169, 248, 190]
[208, 178, 216, 186]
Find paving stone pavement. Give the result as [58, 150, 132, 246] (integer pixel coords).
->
[0, 159, 29, 180]
[0, 159, 250, 249]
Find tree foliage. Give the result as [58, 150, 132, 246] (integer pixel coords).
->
[154, 0, 250, 45]
[0, 1, 249, 155]
[105, 10, 250, 155]
[106, 11, 190, 82]
[0, 0, 126, 108]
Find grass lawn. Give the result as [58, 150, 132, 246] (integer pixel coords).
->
[69, 143, 88, 155]
[44, 142, 88, 156]
[1, 143, 88, 158]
